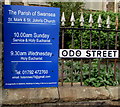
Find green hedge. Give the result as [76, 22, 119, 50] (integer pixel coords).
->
[50, 2, 120, 49]
[61, 11, 120, 50]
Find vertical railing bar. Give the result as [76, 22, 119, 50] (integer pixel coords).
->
[71, 29, 74, 86]
[61, 29, 65, 86]
[80, 60, 83, 86]
[79, 12, 84, 86]
[98, 30, 101, 75]
[114, 16, 118, 81]
[106, 15, 110, 73]
[70, 12, 75, 86]
[71, 59, 73, 86]
[80, 29, 83, 86]
[89, 29, 92, 78]
[107, 31, 110, 50]
[114, 31, 118, 80]
[106, 31, 109, 72]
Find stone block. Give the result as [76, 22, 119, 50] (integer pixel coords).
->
[107, 86, 120, 100]
[59, 86, 110, 102]
[2, 88, 59, 105]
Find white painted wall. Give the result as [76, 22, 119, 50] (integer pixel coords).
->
[84, 0, 107, 11]
[4, 0, 11, 5]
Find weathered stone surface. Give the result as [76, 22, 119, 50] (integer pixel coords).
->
[0, 42, 2, 60]
[2, 88, 59, 105]
[59, 85, 110, 102]
[105, 100, 120, 106]
[0, 42, 2, 88]
[0, 63, 2, 78]
[2, 101, 120, 107]
[0, 88, 2, 106]
[1, 83, 120, 105]
[106, 2, 114, 12]
[106, 86, 120, 100]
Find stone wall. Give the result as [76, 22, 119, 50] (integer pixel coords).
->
[1, 84, 120, 106]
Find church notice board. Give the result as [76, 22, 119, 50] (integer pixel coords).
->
[3, 5, 60, 88]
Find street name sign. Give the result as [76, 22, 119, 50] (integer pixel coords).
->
[60, 49, 119, 58]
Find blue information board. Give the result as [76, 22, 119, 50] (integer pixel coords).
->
[3, 5, 60, 88]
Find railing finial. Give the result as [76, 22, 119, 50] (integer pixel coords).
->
[89, 14, 93, 27]
[70, 12, 75, 27]
[97, 14, 102, 28]
[61, 12, 66, 26]
[106, 15, 110, 28]
[80, 12, 84, 27]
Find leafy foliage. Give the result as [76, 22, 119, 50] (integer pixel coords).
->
[83, 60, 119, 87]
[62, 11, 120, 49]
[49, 2, 120, 49]
[60, 59, 120, 87]
[51, 2, 120, 87]
[49, 2, 84, 25]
